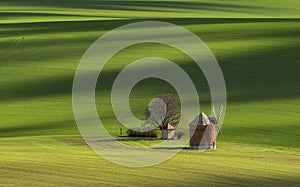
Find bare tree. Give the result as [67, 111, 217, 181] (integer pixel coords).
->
[144, 94, 180, 130]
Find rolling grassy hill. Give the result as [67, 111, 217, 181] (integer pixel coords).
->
[1, 0, 300, 186]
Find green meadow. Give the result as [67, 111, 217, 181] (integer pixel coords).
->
[1, 0, 300, 186]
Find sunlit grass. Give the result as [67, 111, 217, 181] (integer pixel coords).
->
[1, 0, 300, 186]
[0, 136, 299, 186]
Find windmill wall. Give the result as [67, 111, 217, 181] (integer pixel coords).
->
[190, 125, 216, 149]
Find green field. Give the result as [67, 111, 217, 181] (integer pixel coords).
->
[1, 0, 300, 186]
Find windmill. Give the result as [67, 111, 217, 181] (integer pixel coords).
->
[212, 105, 224, 139]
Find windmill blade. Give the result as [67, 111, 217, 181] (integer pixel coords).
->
[216, 123, 223, 139]
[211, 105, 223, 139]
[216, 105, 224, 139]
[217, 105, 224, 122]
[212, 105, 217, 119]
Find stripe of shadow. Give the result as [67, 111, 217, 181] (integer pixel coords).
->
[0, 0, 275, 13]
[0, 120, 78, 138]
[0, 18, 299, 104]
[0, 41, 299, 104]
[0, 12, 103, 18]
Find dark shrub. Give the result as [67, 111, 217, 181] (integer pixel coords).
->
[127, 127, 157, 137]
[176, 131, 184, 139]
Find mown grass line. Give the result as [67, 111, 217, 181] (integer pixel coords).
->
[1, 136, 299, 186]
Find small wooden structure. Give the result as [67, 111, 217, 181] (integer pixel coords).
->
[162, 123, 175, 140]
[189, 113, 217, 149]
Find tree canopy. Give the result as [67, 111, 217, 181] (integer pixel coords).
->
[144, 94, 180, 130]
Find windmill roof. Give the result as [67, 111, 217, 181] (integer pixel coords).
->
[189, 112, 211, 126]
[165, 123, 175, 130]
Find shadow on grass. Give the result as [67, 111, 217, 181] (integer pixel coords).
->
[1, 18, 300, 149]
[1, 0, 274, 14]
[1, 28, 299, 105]
[0, 120, 78, 138]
